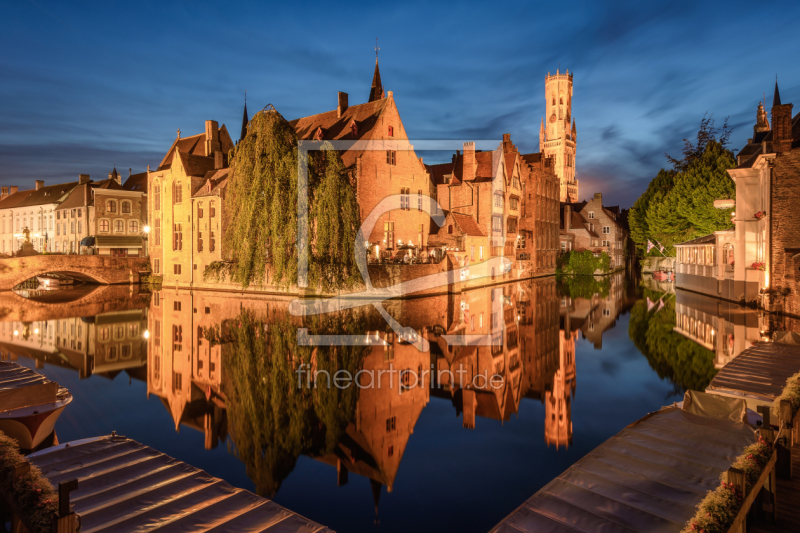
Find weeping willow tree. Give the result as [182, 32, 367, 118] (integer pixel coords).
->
[213, 309, 368, 497]
[204, 108, 361, 291]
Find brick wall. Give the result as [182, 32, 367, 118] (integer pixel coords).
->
[771, 148, 800, 316]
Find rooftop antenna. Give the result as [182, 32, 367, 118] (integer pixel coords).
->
[375, 37, 380, 62]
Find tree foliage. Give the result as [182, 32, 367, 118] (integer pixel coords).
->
[206, 108, 361, 291]
[629, 116, 736, 257]
[557, 250, 611, 275]
[218, 309, 368, 497]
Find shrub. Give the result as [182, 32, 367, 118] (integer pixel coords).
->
[0, 431, 59, 533]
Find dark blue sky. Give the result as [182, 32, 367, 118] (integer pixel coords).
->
[2, 0, 798, 208]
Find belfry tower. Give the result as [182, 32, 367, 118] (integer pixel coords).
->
[540, 69, 578, 202]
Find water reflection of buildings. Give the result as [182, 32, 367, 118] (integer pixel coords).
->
[673, 289, 767, 368]
[0, 309, 148, 379]
[147, 291, 227, 450]
[145, 275, 634, 504]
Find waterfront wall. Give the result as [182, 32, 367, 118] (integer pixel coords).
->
[676, 272, 760, 303]
[641, 256, 676, 273]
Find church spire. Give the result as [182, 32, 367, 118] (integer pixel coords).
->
[773, 77, 782, 107]
[368, 39, 384, 102]
[240, 91, 249, 143]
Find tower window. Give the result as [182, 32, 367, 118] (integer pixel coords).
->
[388, 126, 394, 137]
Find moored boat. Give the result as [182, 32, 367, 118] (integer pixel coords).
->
[0, 362, 72, 450]
[652, 270, 674, 282]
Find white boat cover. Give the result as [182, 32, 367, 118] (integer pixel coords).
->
[491, 392, 756, 533]
[0, 361, 65, 411]
[28, 435, 333, 533]
[707, 342, 800, 402]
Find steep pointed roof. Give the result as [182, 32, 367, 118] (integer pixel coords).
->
[774, 79, 782, 107]
[368, 59, 384, 102]
[240, 101, 249, 142]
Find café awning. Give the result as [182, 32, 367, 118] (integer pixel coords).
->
[94, 235, 143, 248]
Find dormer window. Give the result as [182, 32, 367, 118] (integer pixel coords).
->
[388, 126, 394, 137]
[314, 127, 324, 140]
[350, 121, 358, 138]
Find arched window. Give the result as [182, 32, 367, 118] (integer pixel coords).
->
[114, 220, 124, 233]
[209, 200, 216, 217]
[197, 202, 204, 219]
[154, 218, 161, 245]
[107, 200, 117, 213]
[100, 219, 110, 232]
[121, 201, 131, 214]
[551, 97, 555, 105]
[174, 181, 183, 204]
[559, 96, 563, 104]
[154, 183, 161, 211]
[129, 220, 138, 233]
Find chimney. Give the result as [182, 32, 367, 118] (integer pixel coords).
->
[564, 204, 571, 230]
[772, 103, 794, 153]
[35, 180, 44, 190]
[9, 186, 18, 195]
[205, 120, 221, 156]
[503, 133, 510, 143]
[594, 192, 602, 205]
[462, 142, 476, 181]
[214, 150, 224, 170]
[337, 92, 349, 118]
[0, 187, 8, 200]
[79, 174, 90, 184]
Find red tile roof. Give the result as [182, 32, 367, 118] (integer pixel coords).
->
[289, 99, 389, 167]
[0, 189, 34, 209]
[451, 213, 484, 236]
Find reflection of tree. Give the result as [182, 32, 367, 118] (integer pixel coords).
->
[628, 289, 717, 393]
[557, 275, 611, 299]
[217, 310, 368, 497]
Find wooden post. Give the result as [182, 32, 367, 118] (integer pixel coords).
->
[757, 405, 772, 428]
[777, 399, 793, 479]
[54, 479, 79, 533]
[724, 467, 747, 533]
[336, 460, 348, 487]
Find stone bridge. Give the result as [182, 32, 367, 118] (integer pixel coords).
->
[0, 255, 150, 291]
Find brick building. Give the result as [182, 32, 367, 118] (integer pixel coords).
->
[54, 170, 147, 256]
[427, 134, 560, 276]
[540, 69, 579, 202]
[559, 193, 627, 270]
[290, 59, 434, 257]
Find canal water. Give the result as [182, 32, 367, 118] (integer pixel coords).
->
[1, 273, 765, 533]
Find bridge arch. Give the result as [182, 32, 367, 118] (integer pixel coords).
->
[0, 255, 146, 291]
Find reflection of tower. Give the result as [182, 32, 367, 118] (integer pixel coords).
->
[545, 327, 576, 449]
[540, 69, 578, 202]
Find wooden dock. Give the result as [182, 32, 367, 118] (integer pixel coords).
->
[750, 442, 800, 533]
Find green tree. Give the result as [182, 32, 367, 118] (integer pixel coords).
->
[557, 250, 611, 275]
[205, 109, 361, 291]
[629, 116, 736, 257]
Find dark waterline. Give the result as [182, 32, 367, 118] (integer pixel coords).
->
[2, 274, 737, 533]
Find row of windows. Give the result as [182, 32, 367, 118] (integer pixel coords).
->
[98, 219, 140, 234]
[104, 200, 134, 214]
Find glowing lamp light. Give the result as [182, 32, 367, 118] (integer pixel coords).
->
[13, 330, 18, 336]
[143, 225, 151, 234]
[34, 328, 39, 334]
[144, 330, 150, 339]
